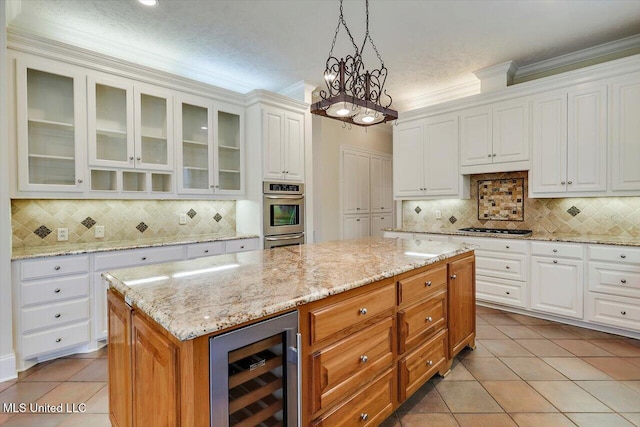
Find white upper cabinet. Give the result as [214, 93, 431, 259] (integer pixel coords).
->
[263, 108, 304, 182]
[342, 150, 370, 214]
[459, 99, 530, 172]
[215, 103, 244, 194]
[134, 85, 174, 171]
[370, 155, 392, 213]
[16, 56, 87, 193]
[394, 114, 463, 199]
[610, 72, 640, 192]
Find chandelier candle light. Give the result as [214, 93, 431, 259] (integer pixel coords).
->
[310, 0, 398, 126]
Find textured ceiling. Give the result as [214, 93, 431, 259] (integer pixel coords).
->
[10, 0, 640, 110]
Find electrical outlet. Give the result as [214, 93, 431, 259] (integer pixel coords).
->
[435, 210, 442, 220]
[95, 225, 105, 238]
[57, 228, 68, 241]
[179, 213, 188, 225]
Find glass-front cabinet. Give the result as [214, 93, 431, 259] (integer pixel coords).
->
[176, 95, 244, 195]
[16, 57, 86, 193]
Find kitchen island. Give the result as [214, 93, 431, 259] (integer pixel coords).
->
[104, 237, 476, 426]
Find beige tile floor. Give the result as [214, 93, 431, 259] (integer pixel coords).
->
[1, 305, 639, 426]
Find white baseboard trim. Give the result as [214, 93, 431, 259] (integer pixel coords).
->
[0, 352, 17, 382]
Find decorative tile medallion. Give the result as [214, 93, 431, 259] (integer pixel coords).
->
[187, 209, 197, 219]
[81, 217, 96, 229]
[567, 206, 581, 217]
[213, 213, 223, 223]
[414, 206, 422, 214]
[478, 178, 524, 221]
[34, 225, 52, 239]
[136, 222, 148, 233]
[449, 216, 457, 224]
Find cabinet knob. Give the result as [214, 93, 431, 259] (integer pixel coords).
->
[506, 291, 510, 295]
[381, 207, 385, 209]
[561, 181, 566, 185]
[55, 338, 62, 343]
[568, 181, 573, 184]
[141, 257, 147, 261]
[129, 156, 134, 161]
[425, 316, 433, 323]
[282, 171, 285, 174]
[54, 266, 61, 271]
[487, 154, 492, 158]
[506, 245, 510, 249]
[621, 311, 627, 316]
[356, 219, 360, 222]
[621, 279, 627, 284]
[204, 250, 209, 253]
[210, 184, 215, 188]
[54, 288, 61, 293]
[380, 217, 385, 220]
[360, 413, 368, 421]
[450, 274, 457, 279]
[285, 171, 289, 174]
[427, 360, 434, 366]
[136, 157, 141, 161]
[492, 153, 496, 157]
[425, 281, 432, 287]
[359, 308, 368, 315]
[553, 260, 558, 264]
[54, 313, 61, 319]
[553, 249, 558, 253]
[215, 185, 219, 188]
[505, 266, 510, 270]
[77, 179, 83, 184]
[621, 254, 627, 259]
[240, 245, 245, 249]
[360, 355, 368, 363]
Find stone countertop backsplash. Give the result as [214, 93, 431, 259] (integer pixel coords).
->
[104, 237, 475, 341]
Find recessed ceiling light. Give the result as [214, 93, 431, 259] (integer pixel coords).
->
[138, 0, 158, 6]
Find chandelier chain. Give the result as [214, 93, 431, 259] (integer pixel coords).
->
[328, 0, 360, 59]
[362, 0, 384, 66]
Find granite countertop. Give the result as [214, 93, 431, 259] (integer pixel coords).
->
[104, 237, 475, 341]
[11, 233, 260, 260]
[384, 229, 640, 247]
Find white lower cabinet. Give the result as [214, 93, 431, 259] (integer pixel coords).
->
[530, 256, 584, 319]
[343, 215, 371, 240]
[370, 214, 393, 238]
[476, 276, 525, 308]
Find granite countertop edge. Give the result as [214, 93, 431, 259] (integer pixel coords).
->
[11, 233, 261, 261]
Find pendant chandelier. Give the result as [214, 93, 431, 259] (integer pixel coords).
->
[310, 0, 398, 127]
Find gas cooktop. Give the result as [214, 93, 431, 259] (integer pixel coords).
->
[458, 227, 533, 236]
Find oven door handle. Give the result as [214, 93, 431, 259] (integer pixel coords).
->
[265, 234, 304, 241]
[264, 195, 304, 200]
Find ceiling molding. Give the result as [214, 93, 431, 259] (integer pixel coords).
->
[8, 15, 257, 94]
[245, 89, 309, 111]
[278, 80, 317, 103]
[515, 33, 640, 80]
[400, 80, 481, 112]
[474, 60, 518, 93]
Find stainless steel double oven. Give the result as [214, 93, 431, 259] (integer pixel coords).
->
[263, 181, 305, 249]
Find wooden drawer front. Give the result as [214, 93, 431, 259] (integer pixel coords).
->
[398, 292, 446, 354]
[311, 368, 395, 427]
[589, 262, 640, 298]
[476, 252, 527, 281]
[589, 245, 640, 264]
[398, 265, 447, 306]
[20, 255, 89, 281]
[587, 293, 640, 332]
[21, 275, 90, 306]
[310, 284, 395, 345]
[476, 277, 526, 308]
[22, 298, 90, 333]
[22, 321, 90, 359]
[451, 236, 528, 254]
[225, 238, 259, 254]
[311, 317, 394, 414]
[531, 241, 583, 259]
[94, 246, 184, 271]
[185, 241, 225, 260]
[399, 329, 447, 402]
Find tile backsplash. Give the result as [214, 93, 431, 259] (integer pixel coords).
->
[11, 199, 236, 249]
[403, 171, 640, 237]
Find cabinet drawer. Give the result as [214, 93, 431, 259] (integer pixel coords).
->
[94, 246, 184, 271]
[225, 238, 259, 254]
[476, 252, 527, 281]
[186, 241, 225, 260]
[22, 298, 90, 333]
[398, 265, 447, 306]
[20, 255, 89, 281]
[476, 276, 526, 308]
[22, 321, 90, 359]
[531, 241, 583, 259]
[589, 245, 640, 264]
[399, 328, 447, 402]
[21, 275, 90, 306]
[587, 293, 640, 332]
[310, 317, 394, 414]
[309, 283, 395, 345]
[398, 291, 446, 354]
[588, 262, 640, 298]
[451, 236, 528, 254]
[311, 368, 395, 427]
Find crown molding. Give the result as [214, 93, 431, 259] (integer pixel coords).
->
[399, 80, 481, 114]
[278, 80, 317, 104]
[474, 60, 518, 93]
[515, 34, 640, 80]
[245, 89, 309, 111]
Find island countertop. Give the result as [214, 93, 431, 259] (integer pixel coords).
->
[104, 237, 475, 341]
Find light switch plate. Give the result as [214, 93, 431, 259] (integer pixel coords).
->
[95, 225, 105, 238]
[179, 213, 188, 225]
[57, 228, 68, 241]
[435, 210, 442, 220]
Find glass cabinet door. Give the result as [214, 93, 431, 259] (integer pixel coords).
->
[87, 75, 134, 168]
[135, 86, 173, 171]
[16, 58, 86, 192]
[176, 95, 213, 194]
[215, 103, 244, 194]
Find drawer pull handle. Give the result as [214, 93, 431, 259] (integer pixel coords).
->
[360, 413, 368, 421]
[54, 266, 61, 271]
[359, 308, 368, 315]
[427, 360, 434, 366]
[621, 311, 627, 316]
[505, 266, 510, 269]
[621, 254, 627, 259]
[141, 257, 147, 261]
[204, 250, 209, 253]
[553, 260, 558, 264]
[56, 338, 62, 343]
[621, 279, 627, 284]
[506, 291, 510, 295]
[553, 249, 558, 253]
[426, 316, 433, 322]
[506, 245, 510, 249]
[425, 281, 432, 287]
[54, 313, 61, 318]
[54, 288, 61, 293]
[450, 274, 457, 279]
[360, 355, 368, 363]
[240, 245, 245, 249]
